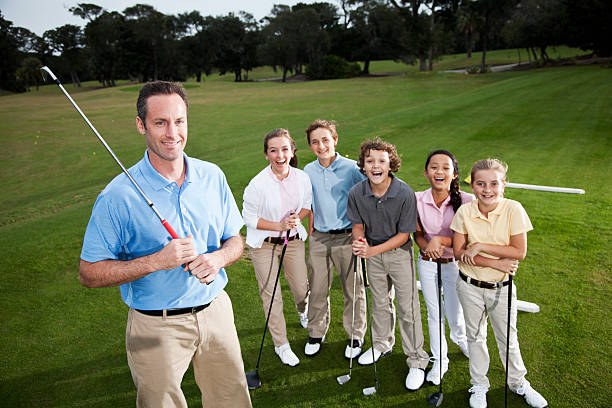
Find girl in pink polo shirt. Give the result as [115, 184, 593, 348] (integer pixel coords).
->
[415, 150, 472, 386]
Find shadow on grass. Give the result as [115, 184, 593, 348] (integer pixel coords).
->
[0, 353, 134, 407]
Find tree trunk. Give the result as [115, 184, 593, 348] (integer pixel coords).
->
[540, 46, 549, 63]
[466, 30, 473, 58]
[362, 60, 370, 75]
[526, 48, 532, 64]
[282, 67, 288, 82]
[480, 33, 487, 73]
[419, 57, 427, 71]
[196, 72, 202, 82]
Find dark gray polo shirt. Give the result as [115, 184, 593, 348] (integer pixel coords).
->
[347, 175, 417, 243]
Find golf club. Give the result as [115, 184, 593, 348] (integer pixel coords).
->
[246, 230, 290, 390]
[427, 258, 444, 406]
[361, 257, 378, 396]
[505, 275, 514, 408]
[39, 66, 179, 240]
[337, 254, 359, 385]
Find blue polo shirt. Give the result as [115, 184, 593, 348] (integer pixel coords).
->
[304, 153, 365, 232]
[80, 151, 244, 310]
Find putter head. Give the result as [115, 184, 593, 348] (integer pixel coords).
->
[427, 391, 443, 407]
[362, 386, 377, 396]
[245, 370, 262, 390]
[336, 374, 351, 385]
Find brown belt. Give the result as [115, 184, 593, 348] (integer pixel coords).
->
[459, 270, 510, 290]
[265, 235, 298, 245]
[420, 252, 455, 264]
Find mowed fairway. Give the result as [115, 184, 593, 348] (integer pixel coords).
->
[0, 64, 610, 407]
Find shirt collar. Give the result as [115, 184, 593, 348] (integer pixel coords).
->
[423, 188, 450, 209]
[266, 164, 294, 183]
[469, 198, 506, 219]
[314, 152, 340, 171]
[364, 174, 399, 199]
[141, 150, 191, 191]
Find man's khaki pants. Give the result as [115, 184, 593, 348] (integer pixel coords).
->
[307, 230, 366, 340]
[367, 243, 429, 369]
[456, 277, 528, 390]
[126, 290, 252, 408]
[249, 239, 309, 347]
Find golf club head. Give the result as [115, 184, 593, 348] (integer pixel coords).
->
[427, 391, 444, 407]
[362, 386, 377, 396]
[245, 370, 262, 390]
[336, 374, 351, 385]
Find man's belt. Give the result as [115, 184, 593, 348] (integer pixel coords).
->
[459, 270, 510, 290]
[136, 302, 211, 317]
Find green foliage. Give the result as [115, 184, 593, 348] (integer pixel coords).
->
[1, 64, 611, 407]
[306, 55, 361, 79]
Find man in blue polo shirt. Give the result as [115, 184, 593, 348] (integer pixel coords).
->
[79, 81, 251, 408]
[302, 120, 367, 358]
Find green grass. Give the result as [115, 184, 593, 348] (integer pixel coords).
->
[1, 61, 610, 407]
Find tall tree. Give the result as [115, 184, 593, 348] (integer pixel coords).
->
[16, 56, 43, 91]
[472, 0, 518, 72]
[44, 24, 84, 86]
[0, 13, 22, 91]
[562, 0, 612, 57]
[456, 0, 481, 58]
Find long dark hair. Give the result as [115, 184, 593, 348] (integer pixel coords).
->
[425, 149, 462, 213]
[264, 128, 298, 167]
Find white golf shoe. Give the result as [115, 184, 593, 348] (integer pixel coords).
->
[357, 346, 390, 365]
[344, 339, 363, 359]
[405, 367, 425, 391]
[468, 385, 488, 408]
[426, 359, 448, 385]
[275, 343, 300, 367]
[514, 380, 548, 408]
[304, 336, 325, 356]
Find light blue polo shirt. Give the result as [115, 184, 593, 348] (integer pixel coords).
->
[80, 151, 244, 310]
[304, 153, 365, 232]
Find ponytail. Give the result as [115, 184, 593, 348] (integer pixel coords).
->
[449, 178, 462, 212]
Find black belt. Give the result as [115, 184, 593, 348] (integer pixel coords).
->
[265, 235, 298, 245]
[136, 302, 211, 317]
[327, 228, 352, 235]
[459, 271, 510, 290]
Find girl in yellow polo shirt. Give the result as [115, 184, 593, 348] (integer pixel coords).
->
[450, 158, 547, 408]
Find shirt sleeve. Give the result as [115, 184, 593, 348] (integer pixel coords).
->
[301, 172, 313, 210]
[80, 193, 123, 262]
[242, 178, 260, 230]
[220, 171, 244, 240]
[346, 186, 363, 225]
[450, 206, 468, 234]
[509, 200, 533, 235]
[398, 187, 418, 233]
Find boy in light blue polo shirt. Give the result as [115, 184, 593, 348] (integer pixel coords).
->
[302, 120, 367, 359]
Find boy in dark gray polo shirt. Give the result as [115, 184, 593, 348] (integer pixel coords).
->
[347, 138, 429, 391]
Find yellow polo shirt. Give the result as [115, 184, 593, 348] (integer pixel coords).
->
[451, 198, 533, 282]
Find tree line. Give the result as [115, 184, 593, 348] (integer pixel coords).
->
[1, 0, 610, 92]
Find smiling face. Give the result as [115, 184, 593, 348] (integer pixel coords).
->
[265, 136, 294, 176]
[136, 93, 187, 167]
[308, 127, 337, 163]
[363, 149, 391, 186]
[424, 153, 457, 193]
[471, 168, 506, 211]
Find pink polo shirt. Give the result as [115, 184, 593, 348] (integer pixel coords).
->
[415, 188, 474, 259]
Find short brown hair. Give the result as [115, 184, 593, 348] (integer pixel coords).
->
[357, 138, 401, 174]
[305, 119, 338, 144]
[137, 81, 188, 126]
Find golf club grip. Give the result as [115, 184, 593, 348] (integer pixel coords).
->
[161, 220, 180, 239]
[361, 258, 369, 287]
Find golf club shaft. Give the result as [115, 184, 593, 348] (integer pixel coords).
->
[361, 257, 378, 390]
[437, 259, 443, 394]
[349, 255, 358, 372]
[253, 230, 289, 371]
[40, 66, 179, 239]
[505, 274, 513, 408]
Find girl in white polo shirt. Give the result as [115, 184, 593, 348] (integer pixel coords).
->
[415, 150, 472, 386]
[451, 158, 547, 408]
[242, 128, 311, 367]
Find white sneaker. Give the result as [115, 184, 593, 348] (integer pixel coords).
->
[304, 336, 325, 356]
[458, 341, 470, 358]
[344, 338, 363, 359]
[298, 307, 308, 329]
[426, 359, 448, 385]
[468, 385, 488, 408]
[405, 367, 425, 391]
[274, 343, 299, 367]
[357, 346, 390, 365]
[514, 380, 548, 408]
